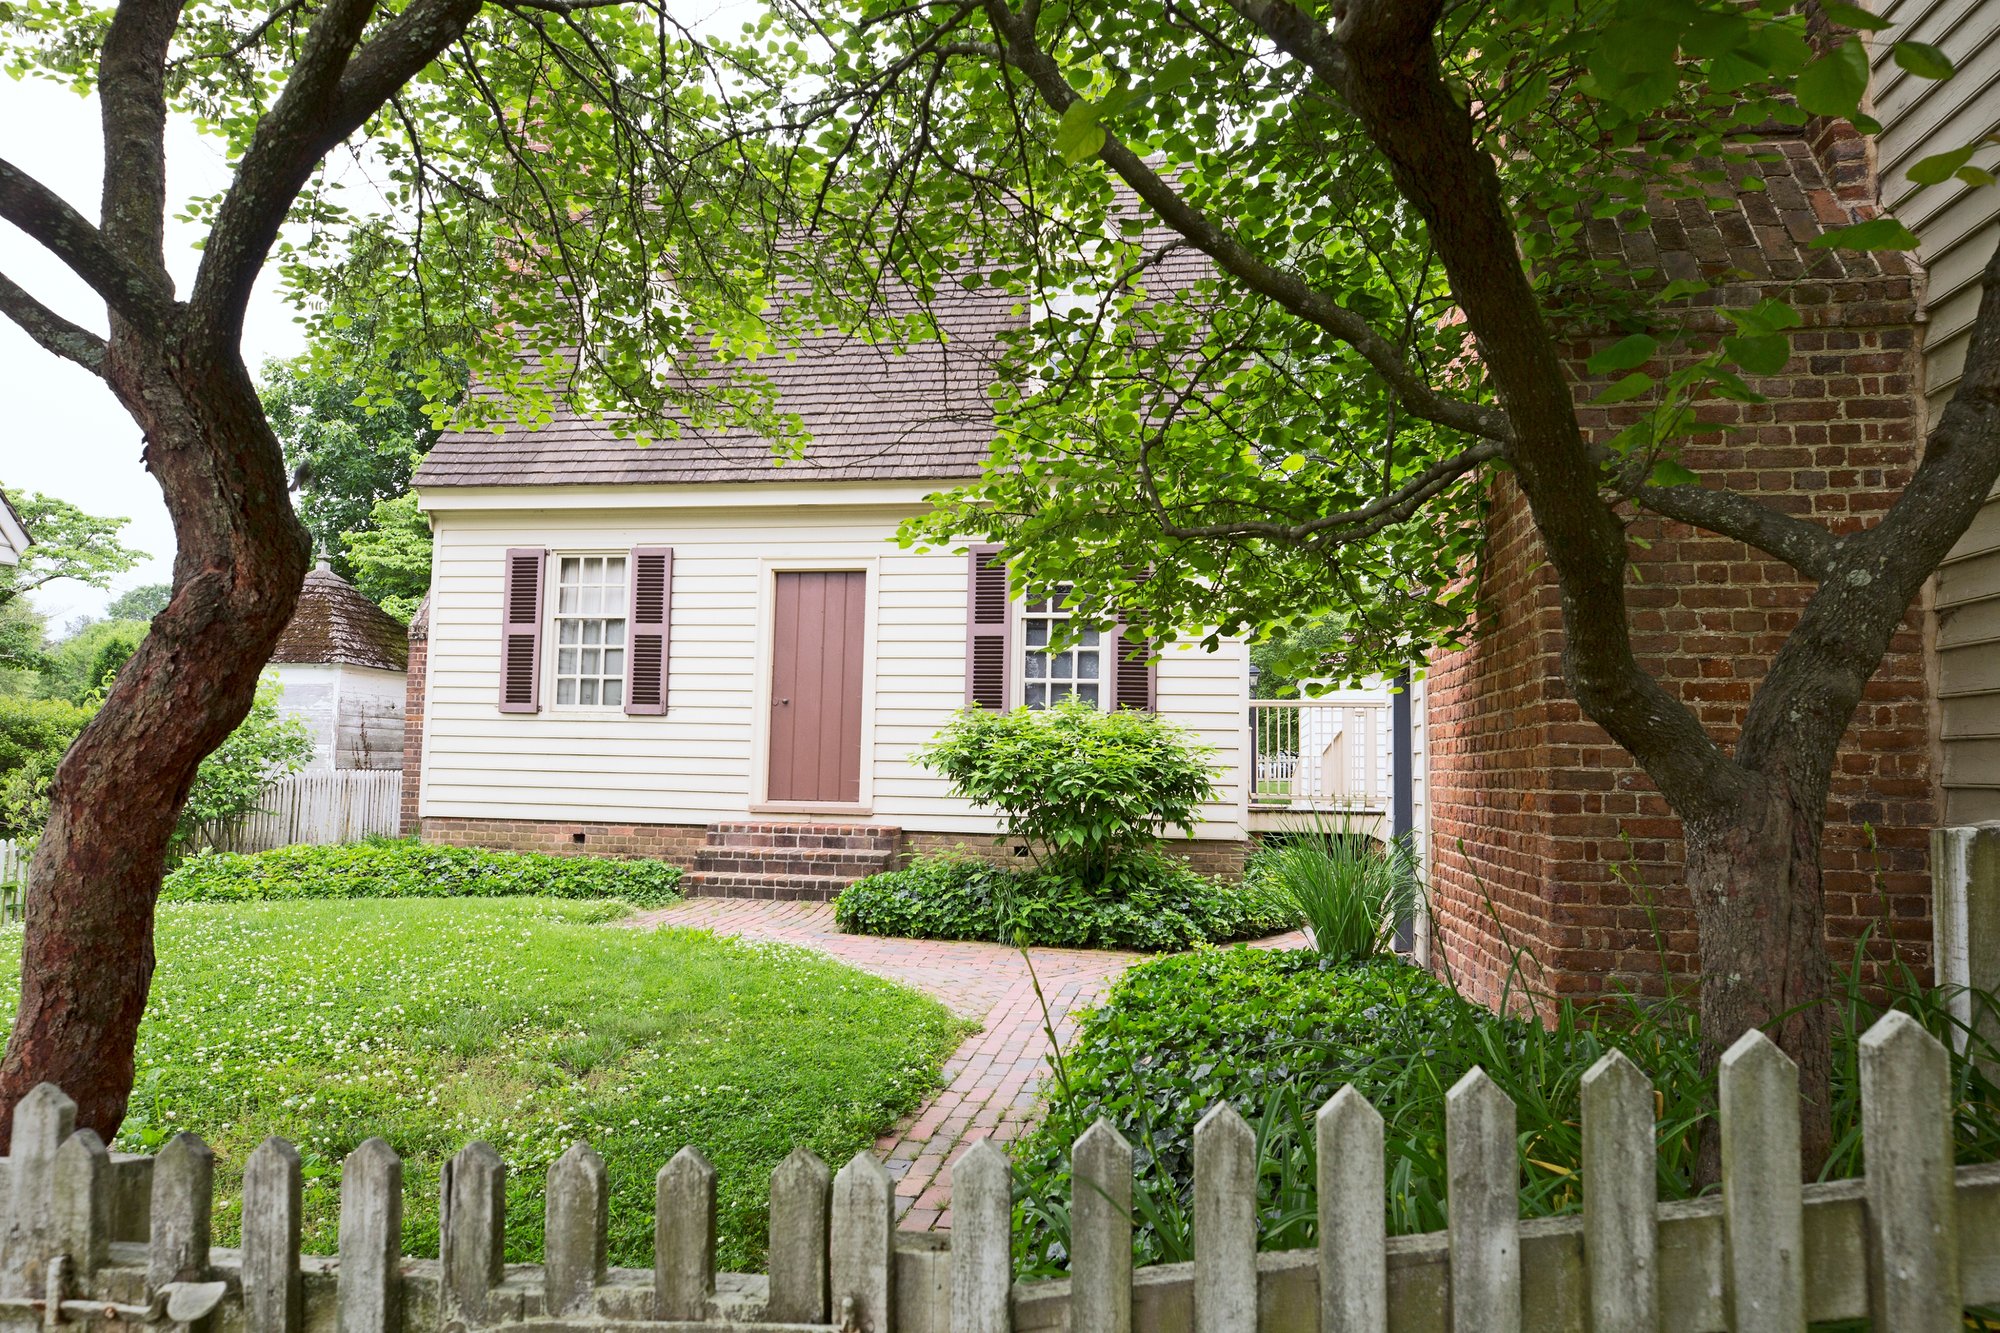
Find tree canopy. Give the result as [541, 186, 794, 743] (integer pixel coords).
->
[0, 489, 144, 615]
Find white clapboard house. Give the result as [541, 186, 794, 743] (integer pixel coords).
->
[400, 282, 1313, 898]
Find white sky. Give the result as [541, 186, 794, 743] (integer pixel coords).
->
[0, 76, 311, 625]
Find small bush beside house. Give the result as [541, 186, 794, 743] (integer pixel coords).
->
[838, 702, 1291, 948]
[164, 838, 684, 906]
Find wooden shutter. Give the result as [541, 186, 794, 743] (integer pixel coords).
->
[1111, 610, 1157, 712]
[624, 546, 672, 715]
[965, 545, 1011, 710]
[498, 548, 545, 713]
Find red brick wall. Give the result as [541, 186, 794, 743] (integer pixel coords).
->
[400, 613, 428, 837]
[421, 816, 710, 865]
[1423, 140, 1937, 1010]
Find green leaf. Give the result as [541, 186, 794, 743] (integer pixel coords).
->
[1908, 144, 1977, 186]
[1810, 217, 1921, 250]
[1054, 100, 1106, 164]
[1960, 165, 1999, 188]
[1817, 1, 1891, 30]
[1587, 333, 1658, 374]
[1795, 40, 1870, 118]
[1648, 460, 1700, 487]
[1723, 333, 1791, 374]
[1892, 41, 1955, 80]
[1589, 372, 1655, 405]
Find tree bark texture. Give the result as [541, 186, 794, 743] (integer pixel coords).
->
[0, 0, 482, 1145]
[0, 341, 309, 1147]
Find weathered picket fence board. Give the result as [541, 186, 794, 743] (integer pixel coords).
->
[0, 1012, 1993, 1333]
[202, 771, 403, 854]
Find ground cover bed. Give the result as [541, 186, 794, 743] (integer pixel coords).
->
[834, 849, 1297, 951]
[162, 838, 683, 906]
[0, 897, 964, 1269]
[1013, 946, 2000, 1279]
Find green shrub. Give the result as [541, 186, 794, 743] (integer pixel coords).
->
[921, 699, 1216, 889]
[163, 839, 684, 906]
[1014, 946, 2000, 1278]
[1248, 819, 1418, 962]
[833, 850, 1294, 951]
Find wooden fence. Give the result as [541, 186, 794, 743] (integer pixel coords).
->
[0, 1012, 1994, 1332]
[198, 770, 403, 854]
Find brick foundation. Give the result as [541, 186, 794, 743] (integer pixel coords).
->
[1422, 136, 1936, 1011]
[417, 817, 1252, 880]
[421, 816, 710, 865]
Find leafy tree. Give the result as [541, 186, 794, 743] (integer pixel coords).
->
[261, 319, 459, 580]
[341, 492, 432, 622]
[0, 489, 144, 612]
[0, 0, 795, 1137]
[0, 679, 309, 851]
[0, 601, 47, 679]
[778, 0, 2000, 1167]
[102, 584, 171, 622]
[36, 621, 150, 706]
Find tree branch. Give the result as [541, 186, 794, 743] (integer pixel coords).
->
[1324, 0, 1747, 821]
[188, 0, 486, 345]
[0, 271, 109, 374]
[1736, 235, 2000, 777]
[1140, 438, 1504, 544]
[1632, 483, 1840, 581]
[97, 0, 187, 283]
[974, 0, 1511, 448]
[0, 159, 171, 333]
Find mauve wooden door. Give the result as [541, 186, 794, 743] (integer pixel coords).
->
[768, 571, 867, 803]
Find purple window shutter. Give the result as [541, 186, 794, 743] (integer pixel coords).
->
[965, 545, 1011, 710]
[625, 546, 672, 715]
[498, 548, 545, 713]
[1111, 570, 1157, 712]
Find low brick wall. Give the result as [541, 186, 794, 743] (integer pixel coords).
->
[421, 816, 708, 866]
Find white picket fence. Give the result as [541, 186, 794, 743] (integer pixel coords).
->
[0, 1011, 1992, 1332]
[200, 770, 403, 854]
[0, 841, 22, 923]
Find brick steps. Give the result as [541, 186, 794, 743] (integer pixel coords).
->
[683, 822, 901, 901]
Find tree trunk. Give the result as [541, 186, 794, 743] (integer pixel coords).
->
[1684, 777, 1835, 1180]
[0, 338, 309, 1147]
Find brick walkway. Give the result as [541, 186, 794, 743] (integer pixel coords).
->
[627, 899, 1301, 1230]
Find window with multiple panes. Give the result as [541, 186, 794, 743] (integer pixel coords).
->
[552, 555, 627, 707]
[1022, 587, 1105, 709]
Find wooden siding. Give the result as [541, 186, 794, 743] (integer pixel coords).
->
[419, 498, 1250, 837]
[1872, 0, 2000, 821]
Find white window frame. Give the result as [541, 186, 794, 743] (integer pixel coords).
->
[547, 551, 630, 711]
[1016, 586, 1111, 712]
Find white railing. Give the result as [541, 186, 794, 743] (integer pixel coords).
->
[1250, 696, 1392, 810]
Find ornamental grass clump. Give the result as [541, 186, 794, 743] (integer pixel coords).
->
[1251, 816, 1419, 962]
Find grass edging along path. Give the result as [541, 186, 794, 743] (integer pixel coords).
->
[0, 897, 966, 1270]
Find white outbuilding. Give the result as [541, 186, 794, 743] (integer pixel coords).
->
[268, 559, 409, 771]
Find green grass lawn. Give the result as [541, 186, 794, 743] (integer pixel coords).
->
[0, 897, 966, 1270]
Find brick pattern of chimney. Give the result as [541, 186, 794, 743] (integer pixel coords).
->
[1421, 137, 1934, 1009]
